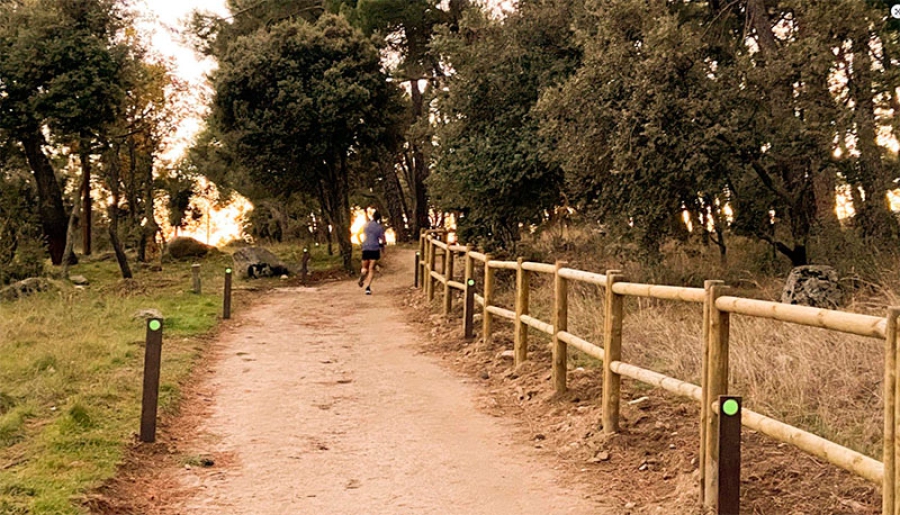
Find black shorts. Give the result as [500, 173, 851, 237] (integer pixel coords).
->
[362, 250, 381, 261]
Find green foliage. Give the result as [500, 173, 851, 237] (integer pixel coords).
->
[429, 0, 580, 248]
[211, 13, 404, 269]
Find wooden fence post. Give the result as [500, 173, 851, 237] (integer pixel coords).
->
[514, 257, 530, 366]
[140, 318, 163, 443]
[428, 238, 437, 302]
[191, 263, 201, 294]
[414, 251, 421, 288]
[223, 267, 233, 320]
[464, 278, 476, 341]
[443, 248, 455, 316]
[700, 279, 725, 506]
[886, 307, 900, 515]
[703, 283, 731, 511]
[552, 260, 568, 394]
[602, 270, 624, 433]
[482, 254, 495, 347]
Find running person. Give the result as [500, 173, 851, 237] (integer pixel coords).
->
[358, 210, 386, 295]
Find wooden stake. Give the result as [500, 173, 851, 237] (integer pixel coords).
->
[704, 284, 731, 511]
[483, 254, 495, 347]
[514, 257, 530, 366]
[700, 279, 724, 506]
[464, 244, 474, 287]
[443, 248, 454, 315]
[464, 277, 476, 341]
[717, 396, 742, 515]
[140, 318, 163, 443]
[602, 270, 624, 433]
[552, 260, 568, 394]
[191, 263, 201, 294]
[414, 251, 421, 288]
[223, 267, 233, 319]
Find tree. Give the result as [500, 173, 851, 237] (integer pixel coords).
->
[429, 0, 580, 248]
[0, 0, 128, 265]
[211, 14, 404, 270]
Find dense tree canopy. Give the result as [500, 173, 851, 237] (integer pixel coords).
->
[211, 14, 404, 270]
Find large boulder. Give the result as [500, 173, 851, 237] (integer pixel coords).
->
[781, 265, 843, 309]
[166, 237, 214, 260]
[232, 247, 290, 279]
[0, 278, 55, 301]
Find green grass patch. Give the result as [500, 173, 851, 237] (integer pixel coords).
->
[0, 243, 342, 513]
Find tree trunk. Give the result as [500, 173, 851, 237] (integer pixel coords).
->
[61, 194, 82, 278]
[20, 129, 68, 265]
[105, 145, 133, 279]
[409, 80, 430, 235]
[80, 146, 93, 255]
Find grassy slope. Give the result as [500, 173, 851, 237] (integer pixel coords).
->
[0, 243, 347, 514]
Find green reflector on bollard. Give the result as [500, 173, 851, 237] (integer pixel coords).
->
[304, 248, 309, 253]
[225, 268, 233, 274]
[722, 399, 739, 416]
[467, 279, 475, 286]
[149, 320, 161, 331]
[416, 251, 420, 256]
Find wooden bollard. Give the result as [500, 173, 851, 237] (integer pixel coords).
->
[463, 278, 476, 340]
[300, 248, 310, 285]
[140, 318, 164, 443]
[482, 254, 495, 347]
[717, 396, 742, 515]
[513, 258, 529, 366]
[223, 267, 233, 319]
[602, 270, 624, 433]
[191, 263, 201, 294]
[414, 251, 421, 288]
[552, 260, 568, 394]
[703, 284, 731, 510]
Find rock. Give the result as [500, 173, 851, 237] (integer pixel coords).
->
[232, 247, 291, 279]
[166, 237, 214, 260]
[500, 350, 515, 359]
[781, 265, 843, 308]
[69, 275, 89, 286]
[0, 277, 54, 301]
[132, 308, 163, 321]
[628, 396, 650, 406]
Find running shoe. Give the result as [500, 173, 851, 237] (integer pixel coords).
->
[365, 286, 372, 295]
[358, 272, 366, 287]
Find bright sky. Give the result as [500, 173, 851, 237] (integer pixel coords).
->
[134, 0, 230, 162]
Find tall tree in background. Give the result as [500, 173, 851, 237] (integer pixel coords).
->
[0, 0, 128, 265]
[429, 0, 580, 248]
[338, 0, 468, 237]
[212, 14, 404, 271]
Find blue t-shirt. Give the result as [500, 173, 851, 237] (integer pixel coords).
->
[361, 221, 386, 251]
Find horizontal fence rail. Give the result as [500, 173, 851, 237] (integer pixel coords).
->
[415, 231, 898, 515]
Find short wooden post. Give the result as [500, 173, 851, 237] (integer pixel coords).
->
[191, 263, 201, 294]
[443, 248, 454, 316]
[886, 307, 900, 515]
[463, 278, 476, 340]
[464, 244, 474, 289]
[427, 239, 437, 302]
[140, 318, 164, 443]
[223, 267, 233, 319]
[482, 254, 495, 347]
[513, 257, 530, 366]
[300, 248, 310, 285]
[602, 270, 625, 433]
[552, 260, 568, 394]
[700, 279, 725, 505]
[717, 396, 742, 515]
[414, 251, 421, 288]
[703, 284, 731, 511]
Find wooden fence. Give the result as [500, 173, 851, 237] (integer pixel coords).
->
[416, 230, 900, 514]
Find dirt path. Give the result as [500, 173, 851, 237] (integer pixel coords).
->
[169, 249, 610, 515]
